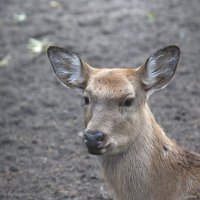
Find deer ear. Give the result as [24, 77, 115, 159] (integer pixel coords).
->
[139, 45, 180, 97]
[47, 46, 91, 89]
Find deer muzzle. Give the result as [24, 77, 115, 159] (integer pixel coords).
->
[83, 130, 105, 155]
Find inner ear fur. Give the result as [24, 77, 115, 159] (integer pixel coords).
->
[47, 46, 93, 89]
[138, 45, 180, 96]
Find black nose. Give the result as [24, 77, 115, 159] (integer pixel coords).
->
[83, 130, 105, 149]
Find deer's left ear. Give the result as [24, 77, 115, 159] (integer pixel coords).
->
[139, 45, 180, 97]
[47, 46, 92, 89]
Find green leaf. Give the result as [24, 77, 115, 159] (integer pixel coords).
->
[27, 38, 52, 55]
[147, 11, 156, 23]
[0, 55, 10, 67]
[13, 13, 27, 22]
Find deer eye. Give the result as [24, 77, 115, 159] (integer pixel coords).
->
[84, 96, 90, 105]
[123, 98, 134, 107]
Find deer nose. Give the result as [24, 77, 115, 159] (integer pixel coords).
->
[83, 130, 105, 149]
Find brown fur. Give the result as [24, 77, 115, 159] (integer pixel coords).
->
[85, 68, 200, 200]
[47, 45, 200, 200]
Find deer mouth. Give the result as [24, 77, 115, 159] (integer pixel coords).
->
[86, 144, 111, 155]
[87, 147, 104, 155]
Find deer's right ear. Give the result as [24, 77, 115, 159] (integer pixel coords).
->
[138, 45, 180, 98]
[47, 46, 91, 89]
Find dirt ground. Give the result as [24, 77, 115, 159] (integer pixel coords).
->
[0, 0, 200, 199]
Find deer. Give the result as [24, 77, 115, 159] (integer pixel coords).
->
[47, 45, 200, 200]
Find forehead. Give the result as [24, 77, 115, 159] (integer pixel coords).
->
[86, 68, 138, 98]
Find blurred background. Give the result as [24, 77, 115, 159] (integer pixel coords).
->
[0, 0, 200, 199]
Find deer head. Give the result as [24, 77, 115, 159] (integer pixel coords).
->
[47, 46, 180, 156]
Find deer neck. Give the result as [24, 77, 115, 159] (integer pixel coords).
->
[101, 103, 184, 200]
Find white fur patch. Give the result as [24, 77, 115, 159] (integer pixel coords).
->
[146, 57, 159, 83]
[50, 50, 84, 87]
[61, 52, 83, 84]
